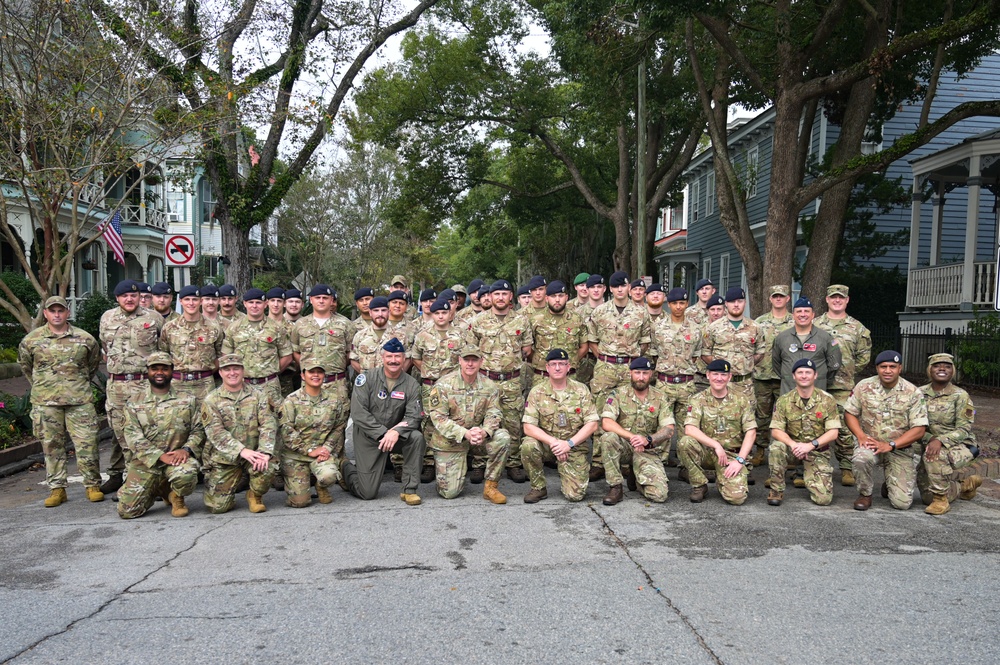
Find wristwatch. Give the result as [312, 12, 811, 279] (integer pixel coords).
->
[889, 440, 897, 451]
[735, 455, 746, 466]
[646, 435, 653, 448]
[567, 438, 576, 448]
[810, 439, 819, 449]
[182, 446, 194, 456]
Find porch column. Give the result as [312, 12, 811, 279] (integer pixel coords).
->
[961, 155, 981, 311]
[929, 180, 945, 266]
[908, 176, 923, 271]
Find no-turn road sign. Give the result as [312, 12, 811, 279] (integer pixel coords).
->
[165, 234, 197, 267]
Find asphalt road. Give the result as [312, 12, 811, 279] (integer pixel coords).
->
[2, 441, 999, 665]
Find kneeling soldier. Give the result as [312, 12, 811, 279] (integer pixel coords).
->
[118, 353, 204, 519]
[677, 359, 757, 504]
[426, 347, 510, 503]
[599, 357, 675, 505]
[766, 358, 840, 506]
[201, 354, 279, 514]
[279, 359, 343, 508]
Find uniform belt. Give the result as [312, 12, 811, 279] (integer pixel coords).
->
[172, 370, 214, 381]
[657, 373, 694, 384]
[479, 369, 520, 381]
[110, 372, 146, 381]
[421, 378, 437, 386]
[597, 353, 633, 365]
[533, 368, 576, 377]
[245, 373, 279, 385]
[324, 372, 347, 383]
[731, 373, 751, 382]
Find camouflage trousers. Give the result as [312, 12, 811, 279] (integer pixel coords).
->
[281, 451, 341, 503]
[727, 377, 756, 411]
[520, 436, 591, 501]
[576, 354, 595, 386]
[321, 378, 351, 464]
[106, 378, 147, 474]
[852, 446, 917, 510]
[829, 390, 856, 471]
[118, 457, 199, 519]
[913, 439, 975, 501]
[753, 379, 781, 450]
[173, 375, 216, 404]
[599, 432, 668, 503]
[393, 384, 439, 471]
[279, 369, 299, 398]
[249, 377, 284, 409]
[767, 441, 833, 505]
[659, 380, 700, 464]
[431, 429, 511, 499]
[472, 377, 523, 469]
[590, 360, 632, 469]
[32, 404, 100, 489]
[677, 435, 749, 505]
[202, 458, 278, 514]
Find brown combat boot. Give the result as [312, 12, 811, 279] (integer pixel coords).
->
[483, 480, 507, 505]
[924, 494, 950, 515]
[623, 466, 637, 492]
[603, 484, 624, 506]
[523, 487, 547, 503]
[420, 465, 435, 484]
[853, 495, 872, 511]
[689, 484, 707, 503]
[316, 486, 334, 504]
[469, 467, 485, 484]
[589, 465, 605, 482]
[841, 469, 856, 486]
[168, 491, 189, 517]
[86, 486, 105, 502]
[880, 482, 889, 498]
[767, 489, 783, 506]
[507, 467, 527, 483]
[960, 475, 983, 500]
[44, 488, 67, 507]
[247, 490, 267, 513]
[678, 467, 690, 483]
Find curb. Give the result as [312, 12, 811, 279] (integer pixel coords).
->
[0, 453, 42, 478]
[955, 457, 1000, 481]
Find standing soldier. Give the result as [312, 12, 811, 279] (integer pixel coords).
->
[386, 290, 412, 344]
[266, 287, 286, 325]
[686, 278, 716, 325]
[117, 352, 204, 519]
[586, 270, 652, 480]
[390, 274, 418, 319]
[201, 354, 279, 514]
[137, 282, 153, 310]
[846, 350, 927, 511]
[20, 296, 103, 507]
[521, 349, 600, 503]
[628, 279, 646, 306]
[469, 279, 534, 482]
[222, 288, 293, 406]
[450, 284, 468, 312]
[151, 282, 179, 324]
[815, 284, 872, 487]
[569, 273, 590, 309]
[526, 275, 548, 314]
[599, 358, 675, 506]
[99, 279, 165, 495]
[412, 288, 438, 336]
[351, 296, 396, 372]
[199, 284, 221, 322]
[456, 279, 485, 324]
[766, 358, 840, 507]
[159, 285, 224, 404]
[700, 287, 763, 408]
[217, 284, 246, 331]
[528, 281, 589, 387]
[283, 288, 304, 325]
[353, 287, 375, 334]
[644, 283, 667, 325]
[426, 346, 511, 503]
[752, 284, 793, 465]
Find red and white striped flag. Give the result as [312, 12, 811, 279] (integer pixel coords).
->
[102, 210, 125, 265]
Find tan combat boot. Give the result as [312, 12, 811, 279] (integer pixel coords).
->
[841, 470, 855, 487]
[924, 494, 950, 515]
[399, 492, 422, 506]
[44, 488, 67, 507]
[483, 480, 507, 505]
[960, 475, 983, 500]
[247, 490, 267, 513]
[86, 486, 105, 502]
[316, 486, 334, 504]
[168, 491, 189, 517]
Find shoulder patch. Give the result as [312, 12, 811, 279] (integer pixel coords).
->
[355, 374, 366, 387]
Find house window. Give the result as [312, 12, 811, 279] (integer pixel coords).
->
[706, 171, 715, 215]
[701, 257, 712, 283]
[690, 178, 701, 222]
[166, 191, 186, 220]
[719, 253, 729, 293]
[745, 145, 759, 198]
[670, 204, 683, 230]
[200, 179, 216, 226]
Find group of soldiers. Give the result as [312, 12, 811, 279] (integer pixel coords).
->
[17, 270, 983, 517]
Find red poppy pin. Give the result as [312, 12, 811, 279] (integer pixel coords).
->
[328, 330, 334, 335]
[575, 407, 581, 413]
[816, 412, 823, 418]
[198, 336, 204, 342]
[750, 337, 756, 344]
[266, 336, 273, 343]
[516, 329, 521, 335]
[649, 406, 655, 413]
[567, 328, 573, 333]
[143, 322, 151, 328]
[684, 335, 690, 341]
[448, 343, 454, 349]
[624, 323, 630, 329]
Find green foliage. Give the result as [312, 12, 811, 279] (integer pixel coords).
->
[0, 391, 33, 448]
[0, 348, 17, 363]
[956, 313, 1000, 383]
[72, 292, 114, 342]
[0, 272, 40, 347]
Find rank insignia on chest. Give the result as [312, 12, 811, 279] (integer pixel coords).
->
[391, 391, 405, 400]
[803, 343, 816, 352]
[558, 412, 567, 427]
[789, 344, 798, 352]
[377, 389, 388, 400]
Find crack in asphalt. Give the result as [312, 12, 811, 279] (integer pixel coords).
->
[8, 517, 235, 662]
[589, 504, 725, 665]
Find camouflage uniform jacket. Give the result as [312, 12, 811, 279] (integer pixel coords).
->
[427, 370, 502, 449]
[814, 314, 872, 391]
[218, 311, 247, 332]
[586, 300, 652, 357]
[752, 312, 793, 380]
[350, 324, 394, 370]
[601, 385, 675, 436]
[469, 309, 534, 373]
[352, 316, 372, 334]
[455, 307, 482, 325]
[701, 317, 763, 376]
[291, 314, 352, 373]
[522, 379, 599, 440]
[769, 389, 841, 442]
[157, 310, 180, 326]
[919, 383, 976, 448]
[19, 324, 100, 406]
[772, 325, 842, 394]
[124, 385, 205, 467]
[845, 376, 929, 442]
[684, 389, 756, 452]
[100, 306, 164, 374]
[650, 316, 702, 375]
[685, 304, 709, 326]
[201, 384, 277, 465]
[279, 388, 341, 457]
[222, 317, 292, 378]
[386, 318, 411, 347]
[409, 325, 468, 380]
[160, 316, 225, 372]
[529, 308, 588, 372]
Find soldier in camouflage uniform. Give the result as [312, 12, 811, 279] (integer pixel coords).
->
[570, 274, 603, 386]
[678, 359, 757, 505]
[217, 284, 247, 331]
[815, 284, 872, 486]
[915, 353, 983, 515]
[521, 348, 600, 502]
[117, 353, 205, 519]
[266, 286, 286, 326]
[99, 279, 166, 494]
[643, 283, 667, 326]
[528, 281, 588, 388]
[598, 358, 675, 505]
[352, 287, 375, 334]
[20, 296, 103, 507]
[386, 290, 413, 346]
[685, 278, 716, 326]
[426, 347, 510, 503]
[151, 282, 179, 325]
[469, 279, 534, 482]
[279, 359, 343, 508]
[351, 296, 395, 372]
[278, 288, 304, 397]
[570, 273, 590, 311]
[222, 288, 293, 406]
[846, 350, 928, 511]
[752, 285, 793, 463]
[701, 287, 763, 408]
[201, 354, 279, 514]
[199, 284, 221, 323]
[137, 282, 153, 309]
[159, 285, 225, 404]
[766, 358, 840, 506]
[455, 279, 485, 324]
[290, 284, 353, 465]
[283, 288, 304, 326]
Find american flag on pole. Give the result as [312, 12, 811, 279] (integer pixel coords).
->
[102, 210, 125, 265]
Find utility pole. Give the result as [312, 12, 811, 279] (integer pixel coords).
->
[636, 55, 647, 279]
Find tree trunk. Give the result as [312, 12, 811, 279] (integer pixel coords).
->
[219, 212, 253, 293]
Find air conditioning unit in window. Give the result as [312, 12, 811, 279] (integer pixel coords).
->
[166, 213, 180, 223]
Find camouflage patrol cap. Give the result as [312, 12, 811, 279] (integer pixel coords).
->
[451, 283, 467, 295]
[301, 358, 326, 372]
[769, 284, 790, 297]
[827, 284, 849, 297]
[390, 275, 408, 287]
[43, 296, 69, 309]
[218, 353, 244, 368]
[146, 352, 173, 368]
[927, 353, 954, 366]
[459, 346, 482, 359]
